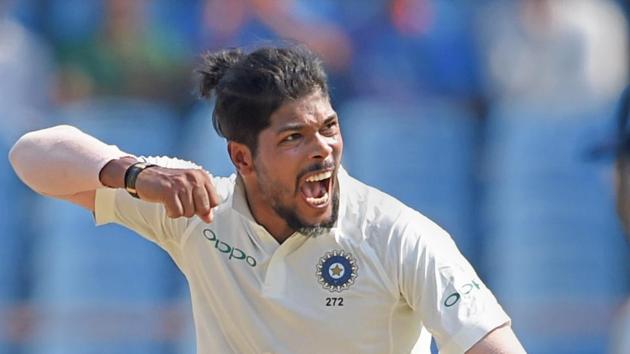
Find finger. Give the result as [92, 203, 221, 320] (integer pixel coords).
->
[165, 192, 184, 218]
[205, 181, 221, 208]
[193, 185, 212, 222]
[179, 188, 195, 218]
[199, 209, 213, 224]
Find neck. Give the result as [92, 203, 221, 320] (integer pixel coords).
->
[241, 182, 294, 244]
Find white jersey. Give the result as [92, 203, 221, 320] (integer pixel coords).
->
[94, 156, 509, 354]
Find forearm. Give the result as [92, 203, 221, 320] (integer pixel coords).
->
[9, 125, 131, 197]
[466, 323, 526, 354]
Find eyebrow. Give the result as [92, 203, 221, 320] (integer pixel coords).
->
[275, 114, 338, 134]
[276, 123, 305, 135]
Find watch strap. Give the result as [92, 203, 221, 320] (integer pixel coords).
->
[124, 162, 157, 199]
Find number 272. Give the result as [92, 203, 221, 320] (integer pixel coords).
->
[326, 297, 344, 306]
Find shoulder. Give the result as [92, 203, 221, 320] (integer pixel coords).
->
[340, 170, 447, 246]
[139, 155, 204, 169]
[338, 171, 456, 294]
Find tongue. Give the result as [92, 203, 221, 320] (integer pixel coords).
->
[301, 181, 326, 198]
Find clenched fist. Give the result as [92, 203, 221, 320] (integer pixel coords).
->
[136, 166, 220, 223]
[100, 157, 221, 223]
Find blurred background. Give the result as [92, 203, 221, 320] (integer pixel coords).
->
[0, 0, 629, 353]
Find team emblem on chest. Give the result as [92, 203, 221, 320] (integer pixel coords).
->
[316, 250, 358, 292]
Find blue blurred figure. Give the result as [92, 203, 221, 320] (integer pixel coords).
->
[0, 1, 54, 352]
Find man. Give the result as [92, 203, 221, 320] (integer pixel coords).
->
[10, 45, 526, 353]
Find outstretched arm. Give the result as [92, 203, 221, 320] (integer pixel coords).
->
[9, 125, 220, 223]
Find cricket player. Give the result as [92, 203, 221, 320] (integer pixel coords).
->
[9, 44, 526, 353]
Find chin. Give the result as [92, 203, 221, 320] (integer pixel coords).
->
[301, 202, 337, 228]
[297, 214, 328, 228]
[276, 189, 339, 236]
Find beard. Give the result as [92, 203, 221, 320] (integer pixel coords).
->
[273, 184, 340, 237]
[255, 162, 340, 238]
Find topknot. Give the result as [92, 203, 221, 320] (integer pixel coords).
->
[197, 48, 245, 98]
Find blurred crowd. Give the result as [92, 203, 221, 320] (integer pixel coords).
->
[1, 0, 626, 121]
[1, 1, 629, 354]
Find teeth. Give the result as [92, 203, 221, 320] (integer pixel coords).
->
[306, 192, 329, 206]
[305, 171, 332, 182]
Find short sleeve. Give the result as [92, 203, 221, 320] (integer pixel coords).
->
[396, 211, 511, 354]
[94, 156, 235, 251]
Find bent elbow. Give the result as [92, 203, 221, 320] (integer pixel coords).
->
[8, 125, 78, 194]
[8, 131, 31, 179]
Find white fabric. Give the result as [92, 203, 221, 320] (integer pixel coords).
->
[9, 125, 128, 196]
[95, 156, 510, 354]
[611, 299, 630, 354]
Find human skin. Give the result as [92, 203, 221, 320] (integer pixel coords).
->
[8, 91, 525, 353]
[229, 89, 343, 242]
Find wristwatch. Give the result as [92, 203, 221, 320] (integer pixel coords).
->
[124, 161, 157, 198]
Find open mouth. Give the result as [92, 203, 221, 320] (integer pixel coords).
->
[299, 170, 333, 208]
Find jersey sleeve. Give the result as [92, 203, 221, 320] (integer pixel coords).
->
[396, 210, 511, 354]
[94, 156, 234, 251]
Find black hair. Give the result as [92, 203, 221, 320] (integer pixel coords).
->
[197, 44, 329, 155]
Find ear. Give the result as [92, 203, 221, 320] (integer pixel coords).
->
[227, 141, 254, 175]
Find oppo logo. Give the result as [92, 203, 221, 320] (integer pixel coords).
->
[444, 279, 481, 307]
[202, 229, 257, 267]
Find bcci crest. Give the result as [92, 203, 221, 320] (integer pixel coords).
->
[316, 250, 358, 292]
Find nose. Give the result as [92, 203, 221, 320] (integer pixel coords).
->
[309, 133, 335, 160]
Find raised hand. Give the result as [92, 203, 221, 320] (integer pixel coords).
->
[135, 166, 221, 223]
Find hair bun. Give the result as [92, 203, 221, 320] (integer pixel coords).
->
[197, 49, 244, 98]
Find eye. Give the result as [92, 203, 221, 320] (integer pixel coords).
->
[282, 133, 302, 143]
[322, 120, 339, 136]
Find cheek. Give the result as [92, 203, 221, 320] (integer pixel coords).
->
[259, 156, 298, 191]
[272, 149, 304, 171]
[333, 135, 344, 158]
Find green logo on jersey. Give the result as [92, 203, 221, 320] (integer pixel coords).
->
[202, 229, 257, 267]
[443, 279, 481, 307]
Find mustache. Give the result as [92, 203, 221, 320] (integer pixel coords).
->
[296, 160, 336, 187]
